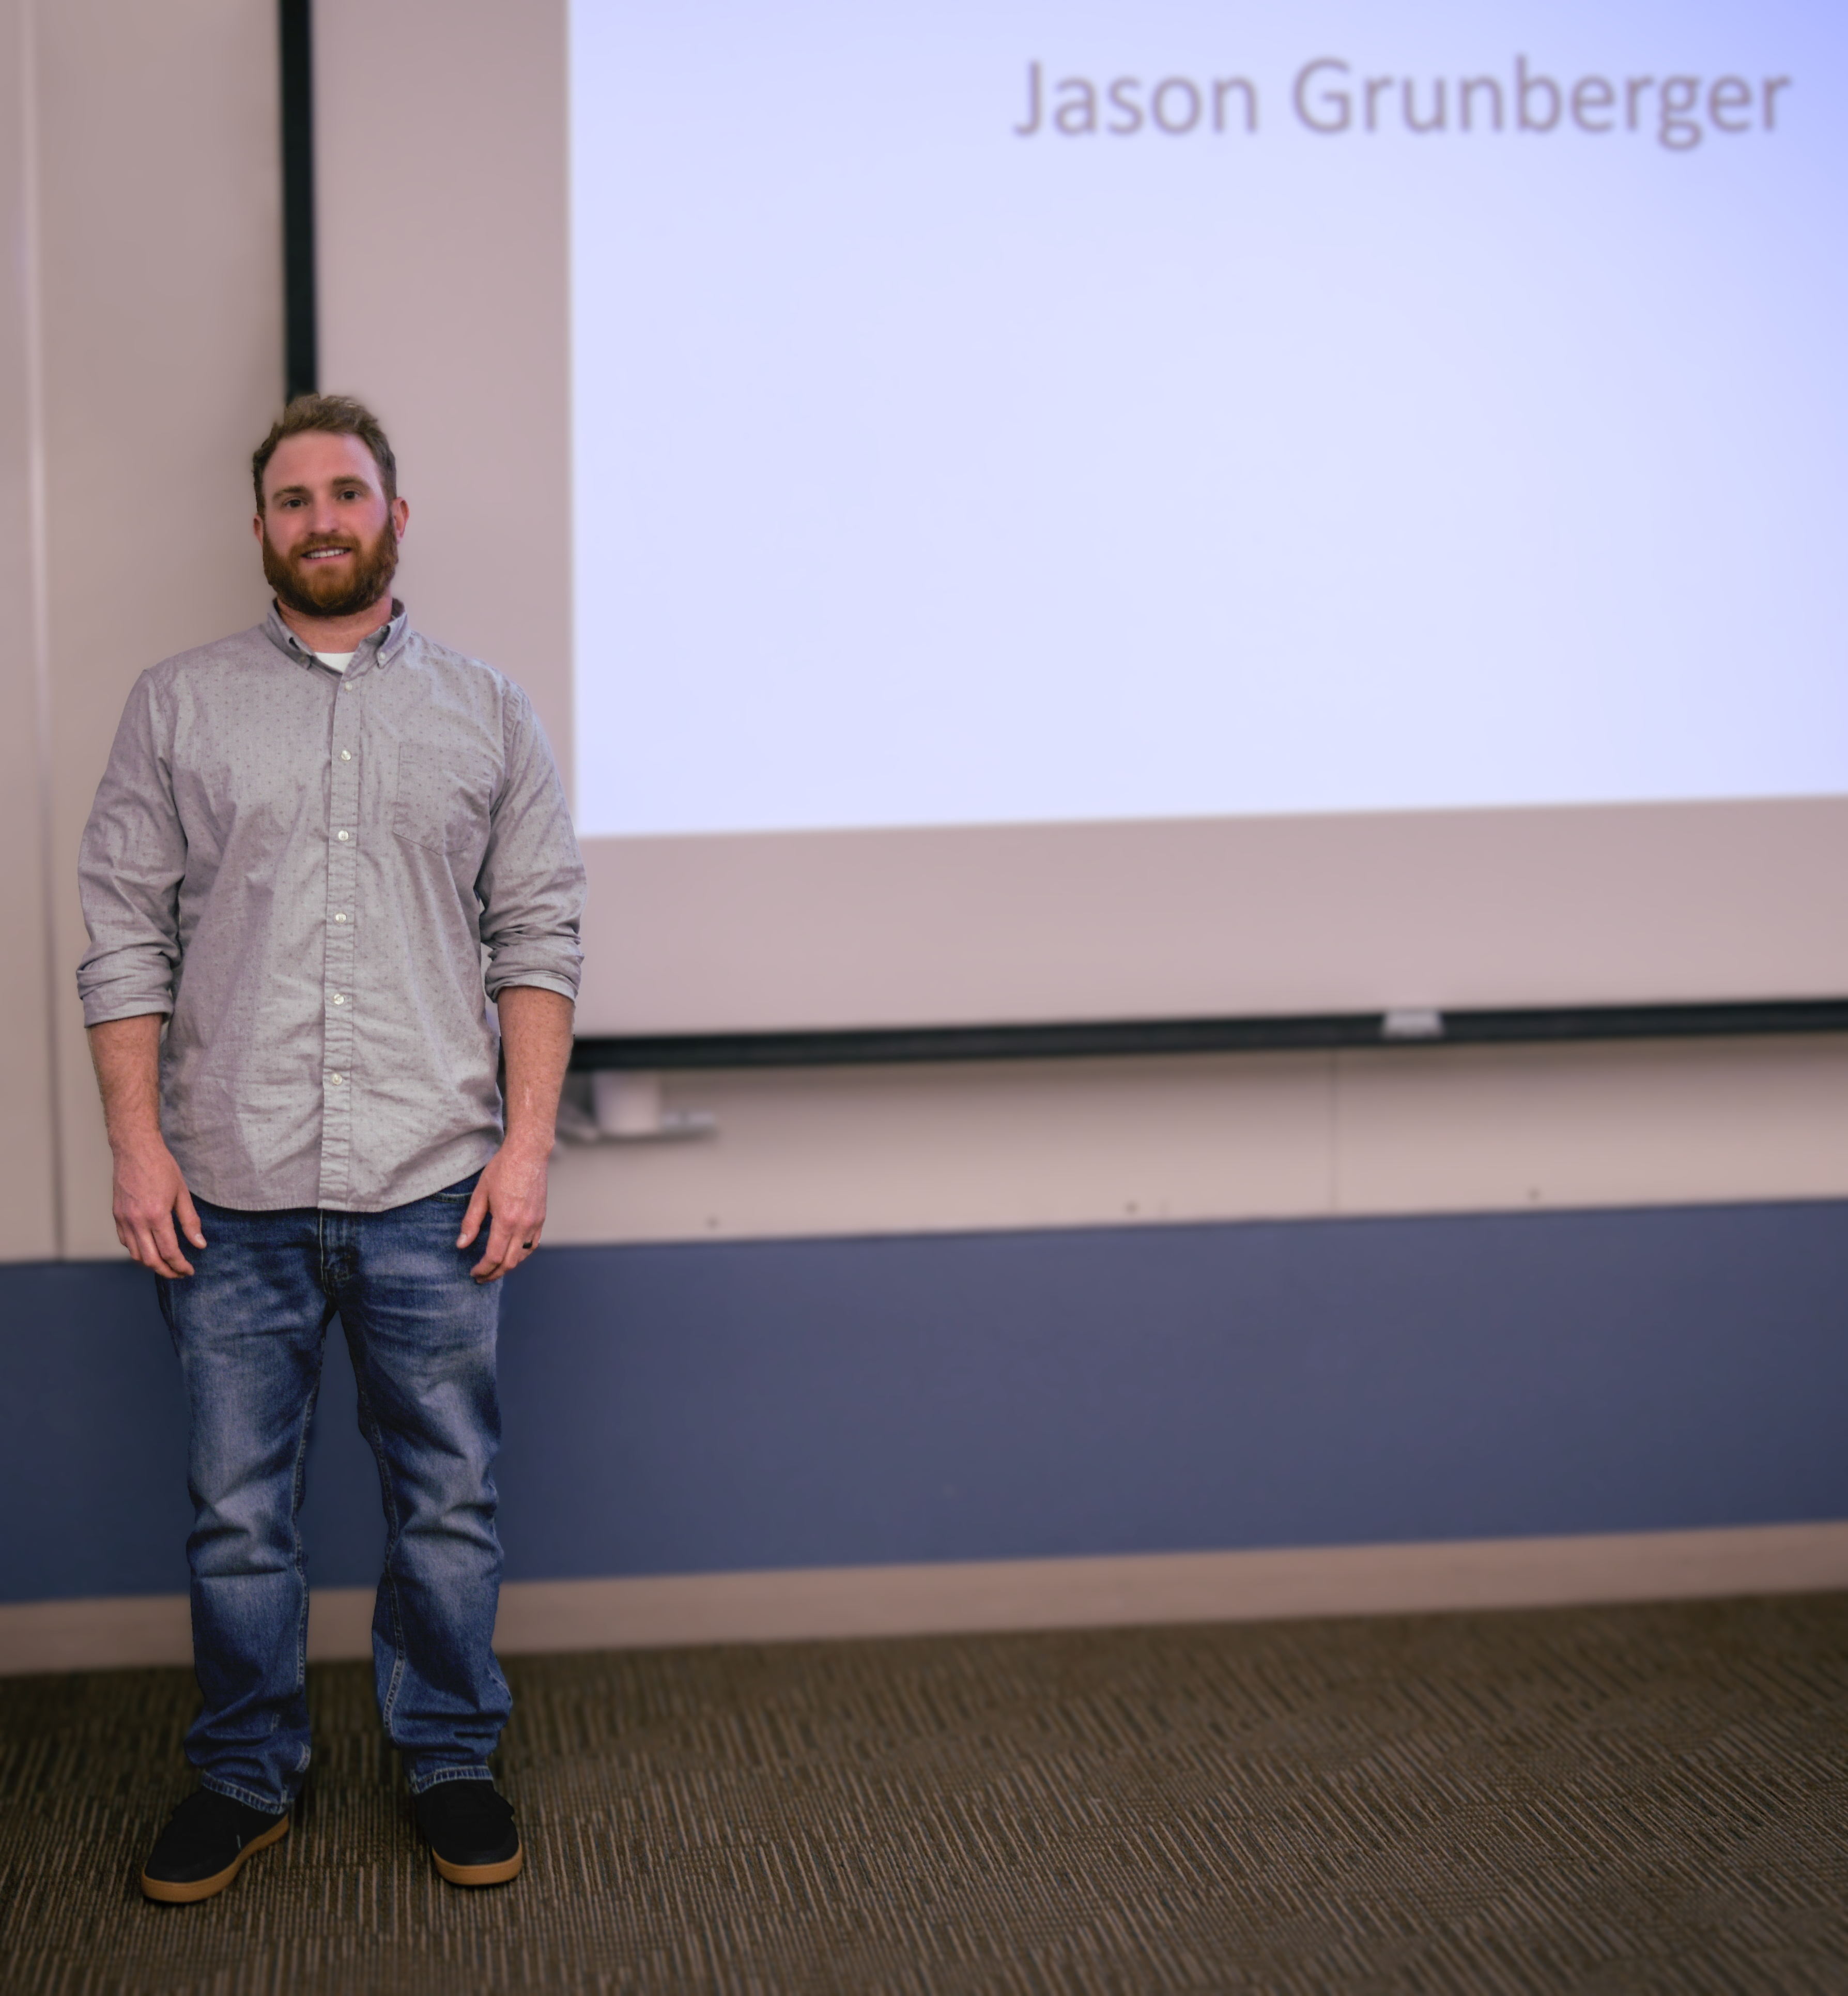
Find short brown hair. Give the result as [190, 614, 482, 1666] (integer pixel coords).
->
[252, 393, 397, 510]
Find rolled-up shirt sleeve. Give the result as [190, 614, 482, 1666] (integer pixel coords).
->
[76, 671, 186, 1026]
[478, 684, 586, 1003]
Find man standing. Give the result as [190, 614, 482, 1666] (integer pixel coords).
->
[77, 395, 584, 1901]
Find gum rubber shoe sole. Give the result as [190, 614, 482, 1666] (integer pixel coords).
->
[140, 1811, 290, 1904]
[433, 1843, 523, 1887]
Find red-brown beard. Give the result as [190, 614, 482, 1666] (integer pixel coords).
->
[261, 513, 399, 620]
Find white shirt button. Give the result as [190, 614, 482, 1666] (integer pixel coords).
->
[340, 749, 351, 762]
[332, 993, 345, 1006]
[333, 912, 347, 923]
[329, 1073, 344, 1085]
[337, 830, 350, 842]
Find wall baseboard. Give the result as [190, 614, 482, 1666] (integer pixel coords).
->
[4, 1520, 1845, 1676]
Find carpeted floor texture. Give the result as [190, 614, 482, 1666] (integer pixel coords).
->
[4, 1594, 1848, 1994]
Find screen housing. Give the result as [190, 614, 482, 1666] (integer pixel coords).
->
[314, 0, 1848, 1040]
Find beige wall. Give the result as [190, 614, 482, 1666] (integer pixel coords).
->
[314, 0, 572, 772]
[0, 3, 56, 1262]
[545, 1032, 1848, 1249]
[2, 0, 282, 1261]
[3, 0, 1846, 1271]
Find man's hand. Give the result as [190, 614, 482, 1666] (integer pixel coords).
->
[458, 985, 574, 1283]
[113, 1133, 207, 1277]
[88, 1012, 205, 1277]
[457, 1138, 550, 1283]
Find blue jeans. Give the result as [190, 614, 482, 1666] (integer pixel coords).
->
[157, 1176, 511, 1809]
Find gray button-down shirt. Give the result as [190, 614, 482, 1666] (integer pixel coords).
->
[77, 604, 586, 1212]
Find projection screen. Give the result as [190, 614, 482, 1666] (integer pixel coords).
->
[320, 0, 1848, 1037]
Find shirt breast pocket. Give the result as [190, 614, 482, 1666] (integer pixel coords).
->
[393, 740, 496, 864]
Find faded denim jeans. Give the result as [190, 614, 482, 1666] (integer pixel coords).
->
[157, 1175, 511, 1810]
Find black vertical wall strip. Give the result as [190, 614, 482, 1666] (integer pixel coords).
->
[280, 0, 317, 400]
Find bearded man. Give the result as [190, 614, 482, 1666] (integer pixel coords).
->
[76, 394, 584, 1901]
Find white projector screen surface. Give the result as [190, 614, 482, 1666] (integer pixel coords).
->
[571, 0, 1846, 845]
[314, 0, 1848, 1035]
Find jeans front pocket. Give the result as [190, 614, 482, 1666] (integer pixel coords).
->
[428, 1172, 484, 1204]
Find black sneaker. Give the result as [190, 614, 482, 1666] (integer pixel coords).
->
[140, 1788, 290, 1903]
[414, 1779, 522, 1886]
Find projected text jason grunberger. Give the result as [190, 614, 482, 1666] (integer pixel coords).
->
[1013, 59, 1792, 150]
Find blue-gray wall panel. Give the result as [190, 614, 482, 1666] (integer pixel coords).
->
[4, 1203, 1845, 1603]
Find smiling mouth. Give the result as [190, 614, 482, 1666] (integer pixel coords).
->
[299, 545, 356, 562]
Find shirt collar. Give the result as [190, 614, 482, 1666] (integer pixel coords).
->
[263, 599, 409, 675]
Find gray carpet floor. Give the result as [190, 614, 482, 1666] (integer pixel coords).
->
[4, 1593, 1848, 1993]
